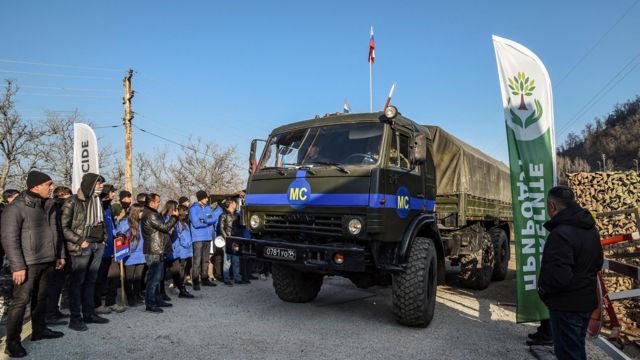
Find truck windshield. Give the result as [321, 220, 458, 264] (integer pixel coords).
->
[258, 122, 384, 170]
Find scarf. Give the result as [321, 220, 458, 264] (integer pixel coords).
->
[86, 193, 104, 227]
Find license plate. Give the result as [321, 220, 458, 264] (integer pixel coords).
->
[264, 246, 296, 261]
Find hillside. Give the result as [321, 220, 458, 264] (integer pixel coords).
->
[558, 96, 640, 180]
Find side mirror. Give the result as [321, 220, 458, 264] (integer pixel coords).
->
[249, 140, 258, 174]
[413, 133, 427, 165]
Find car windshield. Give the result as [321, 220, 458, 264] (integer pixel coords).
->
[258, 122, 384, 170]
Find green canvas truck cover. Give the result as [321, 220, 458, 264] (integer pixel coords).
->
[423, 125, 512, 204]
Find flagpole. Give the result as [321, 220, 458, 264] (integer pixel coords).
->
[369, 62, 373, 112]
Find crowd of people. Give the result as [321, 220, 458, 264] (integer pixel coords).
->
[0, 171, 261, 358]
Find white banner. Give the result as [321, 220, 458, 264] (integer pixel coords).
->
[72, 123, 100, 193]
[493, 35, 556, 322]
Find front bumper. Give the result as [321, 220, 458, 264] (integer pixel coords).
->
[227, 236, 366, 272]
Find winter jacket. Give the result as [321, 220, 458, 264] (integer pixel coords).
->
[189, 203, 219, 241]
[538, 203, 604, 313]
[0, 191, 63, 272]
[61, 173, 106, 256]
[218, 211, 241, 239]
[52, 199, 69, 258]
[173, 221, 193, 259]
[117, 218, 145, 266]
[102, 206, 117, 258]
[141, 207, 178, 256]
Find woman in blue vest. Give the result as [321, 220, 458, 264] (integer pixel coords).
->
[117, 204, 146, 307]
[167, 205, 194, 298]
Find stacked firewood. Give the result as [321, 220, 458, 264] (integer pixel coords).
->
[567, 171, 640, 339]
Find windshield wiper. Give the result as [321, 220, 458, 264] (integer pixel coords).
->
[261, 166, 287, 176]
[310, 161, 350, 174]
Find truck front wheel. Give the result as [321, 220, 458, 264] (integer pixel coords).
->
[392, 237, 438, 328]
[272, 264, 323, 303]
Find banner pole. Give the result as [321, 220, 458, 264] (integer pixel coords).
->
[119, 260, 126, 305]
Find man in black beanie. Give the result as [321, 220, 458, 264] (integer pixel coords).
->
[1, 171, 65, 357]
[538, 186, 603, 360]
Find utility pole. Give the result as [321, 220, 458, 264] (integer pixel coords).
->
[634, 159, 638, 174]
[123, 69, 134, 193]
[601, 153, 607, 172]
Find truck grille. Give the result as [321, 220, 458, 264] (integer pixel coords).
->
[264, 213, 343, 236]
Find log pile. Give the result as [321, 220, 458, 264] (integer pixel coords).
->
[567, 171, 640, 342]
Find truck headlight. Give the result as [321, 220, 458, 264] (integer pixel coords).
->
[348, 218, 362, 235]
[250, 215, 261, 229]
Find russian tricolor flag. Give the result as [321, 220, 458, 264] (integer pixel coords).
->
[368, 27, 375, 64]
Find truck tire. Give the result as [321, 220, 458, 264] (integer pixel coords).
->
[490, 228, 509, 281]
[272, 264, 323, 303]
[392, 237, 438, 328]
[459, 231, 494, 290]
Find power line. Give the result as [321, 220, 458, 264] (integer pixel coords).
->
[19, 92, 118, 99]
[556, 0, 640, 89]
[0, 58, 124, 73]
[556, 49, 640, 137]
[132, 123, 210, 157]
[0, 69, 118, 80]
[94, 124, 122, 129]
[20, 85, 118, 93]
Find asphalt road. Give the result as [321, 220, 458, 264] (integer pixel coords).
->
[1, 265, 611, 360]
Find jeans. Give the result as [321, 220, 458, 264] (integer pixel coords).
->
[549, 310, 591, 360]
[5, 262, 53, 342]
[145, 256, 164, 307]
[223, 250, 241, 283]
[69, 242, 105, 318]
[94, 258, 119, 307]
[192, 241, 211, 283]
[46, 262, 69, 318]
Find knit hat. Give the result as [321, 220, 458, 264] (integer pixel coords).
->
[178, 196, 189, 205]
[119, 190, 131, 200]
[196, 190, 208, 201]
[101, 184, 117, 194]
[26, 170, 52, 189]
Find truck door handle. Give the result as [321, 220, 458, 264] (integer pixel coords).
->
[417, 193, 425, 198]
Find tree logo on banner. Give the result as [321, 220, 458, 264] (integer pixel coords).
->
[507, 72, 543, 130]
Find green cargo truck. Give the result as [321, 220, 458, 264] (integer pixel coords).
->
[228, 108, 512, 327]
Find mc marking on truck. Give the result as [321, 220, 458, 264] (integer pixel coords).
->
[396, 186, 411, 218]
[287, 170, 311, 209]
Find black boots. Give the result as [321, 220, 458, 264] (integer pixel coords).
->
[30, 328, 64, 341]
[201, 279, 217, 287]
[192, 280, 201, 291]
[4, 340, 27, 358]
[178, 286, 194, 299]
[68, 317, 88, 332]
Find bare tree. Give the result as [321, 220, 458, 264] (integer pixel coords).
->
[0, 79, 43, 190]
[35, 109, 119, 189]
[129, 138, 246, 201]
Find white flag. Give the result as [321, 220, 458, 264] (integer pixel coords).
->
[72, 123, 100, 193]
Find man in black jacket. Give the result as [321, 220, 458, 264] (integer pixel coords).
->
[141, 193, 178, 313]
[1, 171, 65, 358]
[538, 186, 603, 360]
[61, 173, 109, 331]
[46, 186, 72, 326]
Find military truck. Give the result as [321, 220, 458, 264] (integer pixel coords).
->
[228, 108, 512, 327]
